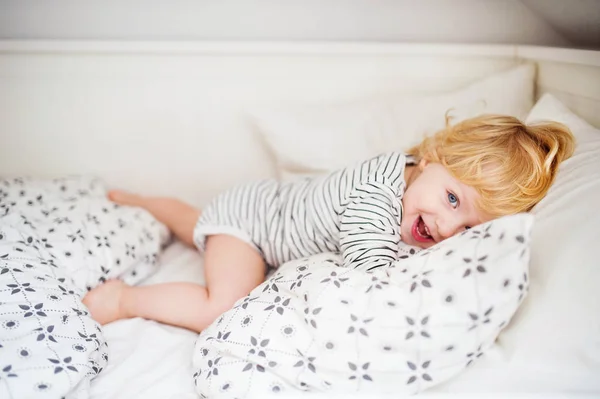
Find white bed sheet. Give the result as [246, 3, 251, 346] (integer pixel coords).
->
[88, 242, 597, 399]
[89, 242, 203, 399]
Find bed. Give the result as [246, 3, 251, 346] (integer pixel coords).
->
[0, 41, 599, 399]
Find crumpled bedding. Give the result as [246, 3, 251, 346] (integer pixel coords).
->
[88, 241, 595, 399]
[0, 177, 166, 399]
[192, 215, 533, 397]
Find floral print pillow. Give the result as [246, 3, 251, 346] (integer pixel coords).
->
[193, 214, 533, 398]
[0, 176, 169, 399]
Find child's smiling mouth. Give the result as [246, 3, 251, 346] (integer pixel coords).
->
[412, 215, 434, 243]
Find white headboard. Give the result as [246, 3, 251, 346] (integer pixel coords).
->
[515, 45, 600, 128]
[0, 41, 598, 204]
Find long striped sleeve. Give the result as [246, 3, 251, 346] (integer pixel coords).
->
[338, 153, 406, 271]
[195, 151, 410, 269]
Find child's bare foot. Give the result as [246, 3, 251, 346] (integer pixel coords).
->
[108, 190, 145, 207]
[82, 280, 129, 325]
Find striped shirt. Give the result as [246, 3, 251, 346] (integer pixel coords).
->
[194, 152, 412, 271]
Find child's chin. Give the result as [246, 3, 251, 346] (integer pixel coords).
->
[415, 243, 430, 249]
[413, 239, 435, 249]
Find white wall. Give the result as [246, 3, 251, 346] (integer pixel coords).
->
[0, 0, 570, 46]
[521, 0, 600, 48]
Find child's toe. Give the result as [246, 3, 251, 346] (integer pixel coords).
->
[108, 190, 142, 206]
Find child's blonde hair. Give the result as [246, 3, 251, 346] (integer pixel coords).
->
[406, 114, 576, 218]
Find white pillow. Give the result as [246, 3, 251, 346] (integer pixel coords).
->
[435, 94, 600, 393]
[193, 214, 533, 397]
[252, 63, 535, 180]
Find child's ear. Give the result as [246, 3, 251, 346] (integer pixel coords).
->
[418, 158, 429, 171]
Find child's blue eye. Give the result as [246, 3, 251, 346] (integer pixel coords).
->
[447, 192, 459, 208]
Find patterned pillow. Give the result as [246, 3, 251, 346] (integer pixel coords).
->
[0, 176, 169, 398]
[193, 213, 532, 397]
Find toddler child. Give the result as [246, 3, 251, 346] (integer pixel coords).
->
[83, 114, 575, 333]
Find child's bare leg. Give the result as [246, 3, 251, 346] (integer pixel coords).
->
[109, 190, 199, 248]
[83, 235, 266, 333]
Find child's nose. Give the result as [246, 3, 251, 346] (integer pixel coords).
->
[436, 218, 463, 240]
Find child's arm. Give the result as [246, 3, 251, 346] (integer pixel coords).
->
[339, 178, 403, 271]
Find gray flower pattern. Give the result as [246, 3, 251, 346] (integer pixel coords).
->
[0, 176, 168, 398]
[193, 214, 534, 397]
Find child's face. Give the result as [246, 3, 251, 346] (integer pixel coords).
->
[401, 160, 490, 249]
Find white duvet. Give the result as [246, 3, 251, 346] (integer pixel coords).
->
[88, 241, 597, 399]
